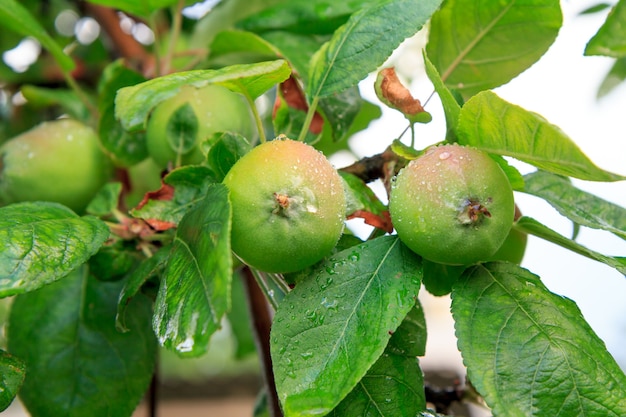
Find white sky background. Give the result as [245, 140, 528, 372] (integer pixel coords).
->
[341, 0, 626, 369]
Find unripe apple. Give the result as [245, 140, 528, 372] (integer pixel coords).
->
[124, 157, 163, 208]
[389, 144, 514, 265]
[223, 138, 346, 273]
[0, 119, 112, 213]
[145, 84, 256, 168]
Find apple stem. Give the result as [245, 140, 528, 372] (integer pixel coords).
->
[238, 82, 267, 143]
[63, 72, 98, 120]
[161, 0, 186, 75]
[148, 14, 163, 77]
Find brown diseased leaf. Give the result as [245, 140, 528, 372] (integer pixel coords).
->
[134, 182, 176, 231]
[376, 67, 425, 116]
[273, 75, 324, 134]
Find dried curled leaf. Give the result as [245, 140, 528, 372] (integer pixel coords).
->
[374, 67, 431, 123]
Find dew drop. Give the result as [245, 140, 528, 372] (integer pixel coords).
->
[439, 151, 450, 160]
[305, 309, 317, 322]
[321, 297, 338, 310]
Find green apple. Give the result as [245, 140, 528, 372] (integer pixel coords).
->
[223, 138, 346, 273]
[389, 144, 514, 265]
[146, 84, 256, 168]
[0, 119, 112, 213]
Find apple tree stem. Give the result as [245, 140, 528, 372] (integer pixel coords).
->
[242, 267, 284, 417]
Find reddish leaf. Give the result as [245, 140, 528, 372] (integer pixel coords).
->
[273, 76, 324, 134]
[348, 209, 393, 233]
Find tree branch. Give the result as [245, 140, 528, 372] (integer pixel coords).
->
[242, 267, 283, 417]
[84, 3, 154, 76]
[339, 147, 406, 184]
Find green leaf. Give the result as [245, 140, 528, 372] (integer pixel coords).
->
[116, 247, 169, 332]
[426, 0, 562, 98]
[514, 216, 626, 274]
[153, 184, 232, 357]
[423, 51, 461, 142]
[131, 165, 219, 228]
[86, 182, 123, 217]
[89, 242, 138, 283]
[98, 60, 147, 112]
[236, 0, 367, 35]
[0, 350, 25, 412]
[329, 303, 427, 417]
[261, 31, 329, 78]
[0, 202, 109, 297]
[99, 106, 149, 167]
[204, 132, 252, 182]
[390, 139, 422, 160]
[271, 235, 422, 416]
[0, 0, 74, 71]
[580, 3, 613, 15]
[316, 99, 382, 157]
[585, 0, 626, 57]
[97, 61, 148, 167]
[273, 92, 322, 144]
[188, 0, 286, 48]
[523, 170, 626, 240]
[307, 0, 443, 98]
[166, 103, 199, 158]
[329, 352, 424, 416]
[116, 60, 291, 132]
[452, 262, 626, 416]
[8, 266, 157, 417]
[208, 30, 281, 67]
[597, 56, 626, 98]
[491, 154, 525, 191]
[387, 301, 427, 358]
[422, 260, 466, 296]
[318, 87, 363, 142]
[20, 86, 89, 122]
[457, 91, 626, 181]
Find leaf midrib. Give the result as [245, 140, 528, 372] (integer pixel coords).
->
[441, 0, 516, 82]
[315, 238, 399, 391]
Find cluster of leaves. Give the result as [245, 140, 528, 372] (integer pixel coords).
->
[1, 0, 626, 416]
